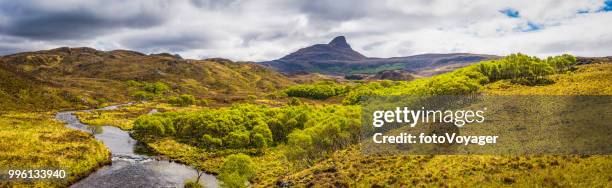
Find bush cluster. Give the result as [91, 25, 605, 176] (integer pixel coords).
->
[284, 82, 348, 100]
[168, 94, 196, 106]
[132, 104, 360, 156]
[127, 81, 170, 100]
[342, 54, 576, 104]
[218, 154, 256, 188]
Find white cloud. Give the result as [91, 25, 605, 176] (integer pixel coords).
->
[0, 0, 610, 60]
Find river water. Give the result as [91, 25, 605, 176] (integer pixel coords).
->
[55, 105, 218, 188]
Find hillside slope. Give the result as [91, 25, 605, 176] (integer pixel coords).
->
[282, 63, 612, 187]
[0, 47, 294, 111]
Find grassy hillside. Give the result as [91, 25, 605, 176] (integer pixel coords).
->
[0, 112, 110, 187]
[281, 62, 612, 187]
[0, 66, 75, 111]
[0, 47, 294, 111]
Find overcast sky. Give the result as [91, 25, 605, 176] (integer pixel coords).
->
[0, 0, 611, 61]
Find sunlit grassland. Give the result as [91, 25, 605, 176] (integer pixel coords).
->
[286, 145, 611, 187]
[484, 63, 612, 95]
[0, 112, 110, 187]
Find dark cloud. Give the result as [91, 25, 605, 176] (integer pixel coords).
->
[121, 33, 211, 53]
[0, 45, 25, 55]
[240, 32, 288, 47]
[362, 41, 386, 51]
[299, 0, 370, 21]
[190, 0, 240, 9]
[0, 0, 169, 40]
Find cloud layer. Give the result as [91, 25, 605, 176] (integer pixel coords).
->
[0, 0, 611, 60]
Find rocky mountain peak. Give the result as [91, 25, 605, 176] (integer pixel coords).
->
[328, 36, 351, 49]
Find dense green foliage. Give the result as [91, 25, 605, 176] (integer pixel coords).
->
[343, 54, 576, 104]
[284, 82, 347, 100]
[132, 104, 360, 161]
[168, 94, 197, 106]
[477, 54, 576, 84]
[218, 154, 256, 188]
[127, 81, 171, 100]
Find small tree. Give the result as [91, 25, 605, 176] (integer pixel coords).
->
[185, 160, 207, 188]
[218, 154, 256, 188]
[169, 94, 197, 106]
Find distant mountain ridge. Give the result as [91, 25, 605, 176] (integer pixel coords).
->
[260, 36, 499, 76]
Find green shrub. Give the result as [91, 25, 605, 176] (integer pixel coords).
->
[218, 154, 256, 188]
[169, 94, 197, 106]
[133, 115, 174, 140]
[288, 97, 302, 106]
[134, 91, 155, 101]
[251, 124, 272, 148]
[126, 80, 142, 87]
[184, 180, 203, 188]
[198, 99, 210, 106]
[219, 172, 247, 188]
[247, 95, 257, 100]
[225, 130, 250, 148]
[200, 134, 223, 148]
[476, 53, 574, 83]
[284, 82, 347, 100]
[285, 108, 360, 163]
[131, 81, 172, 101]
[143, 82, 170, 94]
[250, 134, 267, 148]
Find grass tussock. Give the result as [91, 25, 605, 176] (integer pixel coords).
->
[285, 145, 612, 187]
[0, 112, 110, 187]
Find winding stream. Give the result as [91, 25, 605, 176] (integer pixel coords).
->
[55, 104, 218, 188]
